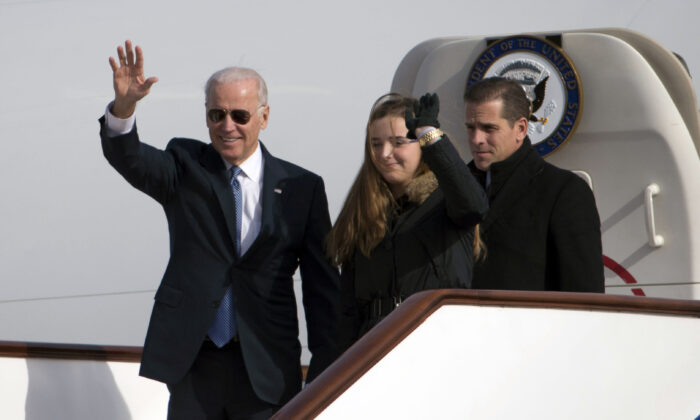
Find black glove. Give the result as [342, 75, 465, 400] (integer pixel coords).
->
[405, 92, 440, 139]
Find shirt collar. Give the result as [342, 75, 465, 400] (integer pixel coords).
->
[221, 141, 264, 183]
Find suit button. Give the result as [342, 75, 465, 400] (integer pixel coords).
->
[211, 300, 220, 308]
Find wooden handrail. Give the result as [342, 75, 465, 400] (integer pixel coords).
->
[274, 289, 700, 419]
[0, 341, 311, 377]
[0, 341, 143, 363]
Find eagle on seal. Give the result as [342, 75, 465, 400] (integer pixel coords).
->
[529, 75, 549, 124]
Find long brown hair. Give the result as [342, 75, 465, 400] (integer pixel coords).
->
[326, 94, 415, 267]
[326, 93, 484, 267]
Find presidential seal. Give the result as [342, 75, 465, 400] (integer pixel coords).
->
[466, 35, 583, 156]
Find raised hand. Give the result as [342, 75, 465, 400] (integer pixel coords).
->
[108, 40, 158, 118]
[404, 92, 440, 139]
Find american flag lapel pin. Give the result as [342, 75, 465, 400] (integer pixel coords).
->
[274, 188, 282, 194]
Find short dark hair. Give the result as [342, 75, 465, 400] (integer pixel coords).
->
[463, 77, 530, 125]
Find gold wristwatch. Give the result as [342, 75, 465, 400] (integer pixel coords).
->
[418, 128, 444, 147]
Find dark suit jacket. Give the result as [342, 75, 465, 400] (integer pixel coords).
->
[100, 118, 339, 405]
[469, 137, 604, 292]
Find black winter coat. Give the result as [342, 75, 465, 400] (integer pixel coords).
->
[338, 136, 488, 351]
[469, 137, 604, 292]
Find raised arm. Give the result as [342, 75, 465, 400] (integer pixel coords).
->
[108, 40, 158, 118]
[101, 40, 177, 204]
[406, 93, 488, 226]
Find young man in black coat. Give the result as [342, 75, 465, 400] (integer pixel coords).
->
[464, 77, 604, 292]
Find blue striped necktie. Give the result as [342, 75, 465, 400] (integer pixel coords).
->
[208, 166, 242, 347]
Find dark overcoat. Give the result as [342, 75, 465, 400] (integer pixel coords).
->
[339, 136, 488, 350]
[469, 137, 604, 292]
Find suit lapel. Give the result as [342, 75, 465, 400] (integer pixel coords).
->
[243, 142, 287, 257]
[200, 145, 239, 247]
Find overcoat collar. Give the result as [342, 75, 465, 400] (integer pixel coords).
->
[404, 170, 438, 205]
[389, 171, 440, 235]
[468, 137, 544, 231]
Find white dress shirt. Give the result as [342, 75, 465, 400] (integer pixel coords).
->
[222, 147, 264, 256]
[103, 103, 264, 255]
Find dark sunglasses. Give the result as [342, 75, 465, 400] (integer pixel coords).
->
[207, 108, 254, 125]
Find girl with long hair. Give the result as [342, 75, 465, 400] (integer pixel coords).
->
[327, 93, 488, 350]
